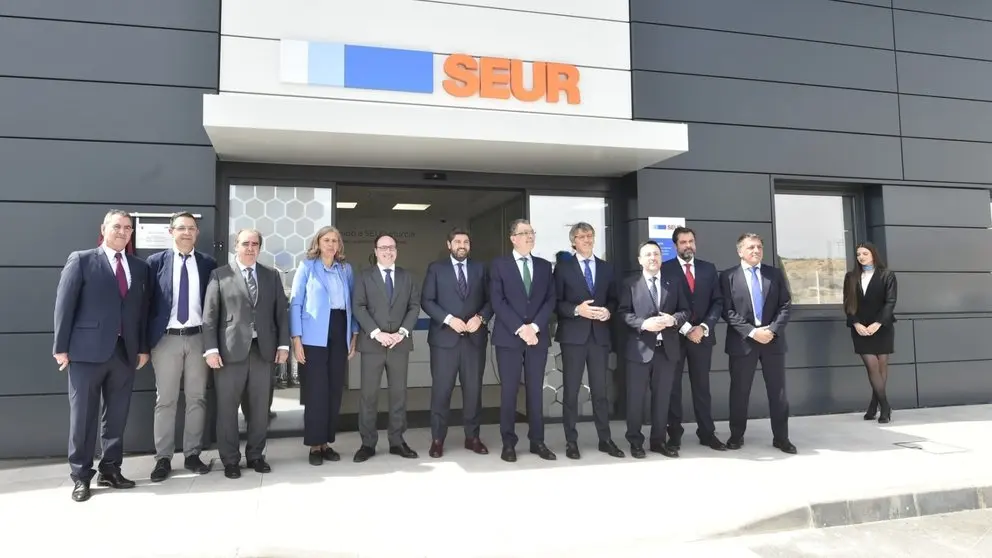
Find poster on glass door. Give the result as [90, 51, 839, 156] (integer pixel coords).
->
[647, 217, 686, 262]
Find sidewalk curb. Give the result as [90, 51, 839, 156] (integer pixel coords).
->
[711, 485, 992, 538]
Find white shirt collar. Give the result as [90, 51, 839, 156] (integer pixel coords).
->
[740, 260, 760, 272]
[576, 253, 595, 264]
[377, 263, 394, 273]
[642, 270, 661, 282]
[679, 257, 695, 267]
[236, 259, 255, 274]
[450, 256, 466, 267]
[102, 244, 124, 259]
[512, 250, 530, 261]
[174, 247, 195, 259]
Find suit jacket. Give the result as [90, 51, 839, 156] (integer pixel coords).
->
[146, 248, 217, 349]
[420, 257, 492, 348]
[843, 269, 897, 328]
[53, 247, 151, 366]
[553, 254, 617, 347]
[202, 261, 290, 363]
[720, 264, 791, 356]
[489, 254, 556, 349]
[618, 272, 691, 363]
[289, 258, 359, 347]
[352, 265, 421, 353]
[661, 258, 723, 346]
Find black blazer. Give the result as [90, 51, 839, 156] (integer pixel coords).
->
[420, 257, 492, 348]
[489, 254, 555, 349]
[553, 254, 617, 347]
[661, 258, 723, 346]
[618, 272, 691, 363]
[146, 249, 217, 349]
[720, 264, 791, 356]
[843, 269, 897, 327]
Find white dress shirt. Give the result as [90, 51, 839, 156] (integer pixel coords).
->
[861, 270, 874, 293]
[101, 244, 131, 287]
[167, 249, 202, 328]
[641, 271, 664, 342]
[676, 257, 709, 338]
[512, 250, 540, 335]
[369, 263, 410, 339]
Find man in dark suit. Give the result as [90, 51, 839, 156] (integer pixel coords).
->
[663, 227, 727, 452]
[490, 218, 557, 462]
[202, 228, 290, 479]
[352, 234, 422, 462]
[421, 227, 493, 458]
[145, 212, 217, 482]
[720, 232, 796, 454]
[553, 222, 624, 459]
[618, 240, 691, 459]
[53, 209, 151, 502]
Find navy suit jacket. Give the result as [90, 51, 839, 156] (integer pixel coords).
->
[720, 264, 791, 356]
[420, 257, 493, 348]
[618, 272, 691, 364]
[53, 247, 151, 366]
[489, 254, 555, 349]
[553, 254, 617, 347]
[661, 258, 723, 346]
[146, 248, 217, 349]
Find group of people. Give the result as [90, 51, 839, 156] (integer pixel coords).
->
[52, 210, 897, 503]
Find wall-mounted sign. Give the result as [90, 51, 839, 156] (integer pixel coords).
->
[442, 54, 580, 104]
[135, 222, 173, 250]
[647, 217, 686, 262]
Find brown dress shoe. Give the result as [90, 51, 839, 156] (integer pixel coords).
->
[429, 440, 444, 458]
[464, 437, 489, 455]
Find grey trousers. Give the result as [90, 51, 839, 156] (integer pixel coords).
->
[215, 341, 271, 466]
[150, 333, 209, 460]
[359, 349, 410, 448]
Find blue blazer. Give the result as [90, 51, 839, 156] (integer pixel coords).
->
[290, 258, 359, 347]
[489, 254, 555, 349]
[146, 248, 217, 350]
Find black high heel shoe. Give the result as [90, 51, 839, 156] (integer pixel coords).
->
[877, 397, 892, 424]
[863, 392, 878, 420]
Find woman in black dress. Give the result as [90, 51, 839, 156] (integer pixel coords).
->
[842, 242, 898, 423]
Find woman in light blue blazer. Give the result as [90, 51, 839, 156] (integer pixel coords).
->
[290, 225, 358, 465]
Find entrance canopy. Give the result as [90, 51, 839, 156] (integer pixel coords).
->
[202, 94, 688, 177]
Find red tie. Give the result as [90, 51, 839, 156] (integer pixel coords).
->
[114, 252, 128, 298]
[684, 263, 695, 293]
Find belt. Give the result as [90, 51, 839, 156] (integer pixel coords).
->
[165, 326, 202, 336]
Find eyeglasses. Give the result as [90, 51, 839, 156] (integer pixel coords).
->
[376, 245, 397, 252]
[512, 231, 537, 237]
[109, 225, 133, 233]
[172, 226, 198, 233]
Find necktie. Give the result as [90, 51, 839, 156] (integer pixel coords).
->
[114, 252, 128, 298]
[684, 263, 695, 293]
[245, 267, 258, 306]
[385, 268, 394, 302]
[520, 257, 531, 296]
[649, 276, 659, 311]
[177, 254, 190, 324]
[749, 267, 764, 324]
[583, 259, 594, 293]
[456, 262, 468, 298]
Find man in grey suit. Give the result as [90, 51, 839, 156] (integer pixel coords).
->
[202, 229, 290, 479]
[352, 234, 422, 462]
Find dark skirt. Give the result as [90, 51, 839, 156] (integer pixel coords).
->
[850, 323, 894, 355]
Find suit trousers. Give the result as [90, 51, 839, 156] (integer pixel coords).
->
[300, 310, 348, 446]
[358, 347, 410, 447]
[150, 332, 208, 460]
[215, 340, 271, 466]
[560, 342, 612, 444]
[67, 338, 135, 482]
[428, 336, 483, 441]
[667, 340, 717, 442]
[496, 344, 548, 446]
[625, 346, 677, 446]
[728, 345, 789, 442]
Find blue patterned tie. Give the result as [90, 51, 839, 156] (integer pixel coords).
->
[456, 262, 468, 298]
[749, 267, 764, 324]
[583, 259, 594, 293]
[177, 254, 190, 324]
[385, 268, 394, 302]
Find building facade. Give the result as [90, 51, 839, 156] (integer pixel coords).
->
[2, 0, 990, 459]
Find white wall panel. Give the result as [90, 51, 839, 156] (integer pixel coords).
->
[221, 0, 630, 70]
[419, 0, 629, 21]
[219, 36, 632, 119]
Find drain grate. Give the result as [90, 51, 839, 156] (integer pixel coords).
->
[894, 441, 969, 454]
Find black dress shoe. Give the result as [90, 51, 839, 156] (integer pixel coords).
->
[150, 458, 171, 482]
[247, 458, 271, 473]
[501, 446, 517, 462]
[530, 442, 557, 460]
[309, 450, 323, 466]
[464, 437, 489, 455]
[353, 445, 376, 463]
[630, 444, 646, 459]
[71, 480, 91, 502]
[389, 443, 419, 459]
[321, 446, 341, 462]
[224, 464, 241, 479]
[726, 437, 743, 450]
[598, 439, 625, 458]
[565, 442, 580, 460]
[97, 471, 136, 489]
[429, 440, 444, 459]
[668, 437, 682, 451]
[184, 454, 210, 475]
[701, 437, 728, 451]
[649, 442, 679, 458]
[773, 439, 798, 454]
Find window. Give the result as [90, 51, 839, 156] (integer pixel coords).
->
[527, 195, 609, 264]
[774, 191, 856, 305]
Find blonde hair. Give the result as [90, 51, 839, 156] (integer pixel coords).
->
[306, 226, 346, 262]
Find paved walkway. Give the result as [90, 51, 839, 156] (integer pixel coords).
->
[0, 404, 989, 557]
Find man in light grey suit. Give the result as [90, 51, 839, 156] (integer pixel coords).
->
[352, 234, 421, 462]
[202, 229, 290, 479]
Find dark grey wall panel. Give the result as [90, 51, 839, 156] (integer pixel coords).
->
[786, 364, 918, 416]
[0, 203, 216, 268]
[0, 0, 220, 32]
[894, 0, 992, 22]
[894, 9, 992, 61]
[0, 269, 62, 334]
[0, 17, 218, 88]
[631, 24, 898, 91]
[0, 334, 66, 396]
[900, 95, 992, 143]
[913, 318, 992, 363]
[635, 169, 772, 223]
[0, 78, 212, 145]
[878, 185, 992, 227]
[902, 138, 992, 185]
[895, 272, 992, 313]
[0, 139, 216, 205]
[652, 123, 904, 180]
[634, 73, 900, 135]
[626, 219, 775, 272]
[883, 227, 992, 273]
[917, 361, 992, 407]
[631, 0, 894, 49]
[784, 320, 916, 369]
[897, 52, 992, 101]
